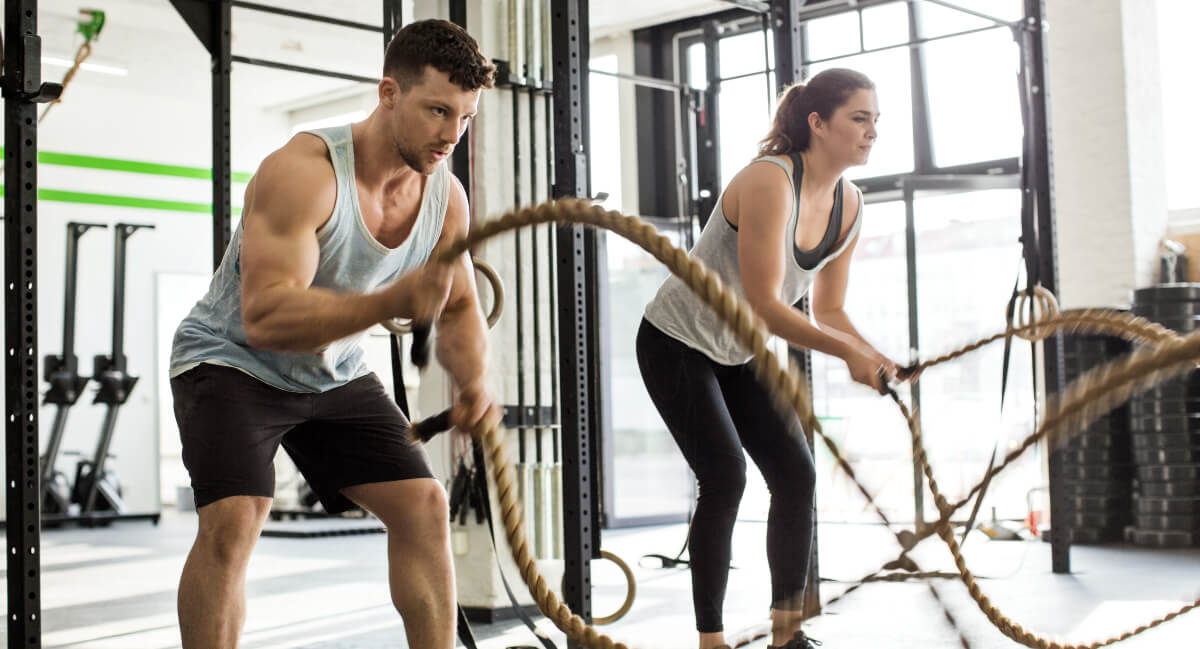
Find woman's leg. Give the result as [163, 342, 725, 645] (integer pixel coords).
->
[636, 319, 747, 647]
[716, 363, 818, 646]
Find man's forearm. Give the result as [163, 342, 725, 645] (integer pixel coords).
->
[435, 300, 489, 389]
[243, 286, 389, 352]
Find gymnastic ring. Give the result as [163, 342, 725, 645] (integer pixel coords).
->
[381, 258, 505, 335]
[592, 550, 637, 626]
[1013, 285, 1059, 341]
[474, 258, 505, 328]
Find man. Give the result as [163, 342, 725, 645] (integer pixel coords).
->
[168, 20, 498, 649]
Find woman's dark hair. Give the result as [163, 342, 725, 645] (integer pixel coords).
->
[383, 19, 495, 91]
[758, 68, 874, 156]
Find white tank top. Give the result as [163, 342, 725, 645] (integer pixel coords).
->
[170, 124, 450, 392]
[644, 155, 862, 366]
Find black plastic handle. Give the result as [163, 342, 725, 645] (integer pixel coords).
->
[411, 324, 433, 369]
[412, 408, 453, 442]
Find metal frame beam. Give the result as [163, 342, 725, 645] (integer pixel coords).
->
[1020, 0, 1068, 573]
[6, 0, 56, 644]
[232, 0, 383, 32]
[5, 0, 42, 642]
[552, 0, 597, 638]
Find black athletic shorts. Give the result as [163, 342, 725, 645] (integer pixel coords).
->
[170, 363, 433, 512]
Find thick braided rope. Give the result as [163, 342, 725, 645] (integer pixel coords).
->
[895, 331, 1200, 648]
[434, 199, 1198, 649]
[817, 308, 1198, 615]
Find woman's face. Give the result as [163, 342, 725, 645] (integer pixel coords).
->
[813, 88, 879, 166]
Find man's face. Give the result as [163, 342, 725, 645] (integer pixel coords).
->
[386, 66, 481, 174]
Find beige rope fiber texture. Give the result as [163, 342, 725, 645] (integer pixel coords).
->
[434, 198, 1199, 649]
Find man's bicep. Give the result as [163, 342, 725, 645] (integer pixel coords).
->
[239, 167, 324, 307]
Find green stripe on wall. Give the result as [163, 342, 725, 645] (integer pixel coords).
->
[0, 147, 253, 182]
[0, 185, 242, 216]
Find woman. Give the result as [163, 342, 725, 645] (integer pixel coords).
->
[637, 68, 903, 649]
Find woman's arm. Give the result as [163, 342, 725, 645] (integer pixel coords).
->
[809, 186, 901, 381]
[735, 164, 885, 390]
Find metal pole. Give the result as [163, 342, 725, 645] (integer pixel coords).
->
[213, 0, 233, 270]
[552, 0, 595, 635]
[6, 0, 58, 643]
[1022, 0, 1068, 574]
[383, 0, 402, 42]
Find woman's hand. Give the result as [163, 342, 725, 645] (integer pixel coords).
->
[844, 347, 898, 394]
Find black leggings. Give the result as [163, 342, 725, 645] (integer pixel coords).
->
[636, 319, 817, 633]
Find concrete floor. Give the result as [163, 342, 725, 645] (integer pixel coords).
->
[3, 511, 1198, 649]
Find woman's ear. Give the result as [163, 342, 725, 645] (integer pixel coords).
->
[807, 111, 823, 139]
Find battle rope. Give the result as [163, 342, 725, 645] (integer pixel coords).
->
[423, 199, 1198, 649]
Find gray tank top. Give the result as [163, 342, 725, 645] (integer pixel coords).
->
[169, 124, 450, 392]
[644, 155, 862, 366]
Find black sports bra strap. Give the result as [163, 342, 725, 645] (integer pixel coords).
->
[789, 152, 845, 270]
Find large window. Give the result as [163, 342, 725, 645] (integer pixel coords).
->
[912, 188, 1037, 520]
[634, 1, 1032, 526]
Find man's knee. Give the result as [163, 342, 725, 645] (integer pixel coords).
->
[353, 479, 450, 543]
[194, 496, 271, 566]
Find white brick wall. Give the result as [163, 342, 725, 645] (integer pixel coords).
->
[1048, 0, 1166, 309]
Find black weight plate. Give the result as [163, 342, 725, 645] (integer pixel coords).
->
[1133, 447, 1200, 465]
[1131, 414, 1200, 433]
[1064, 494, 1132, 511]
[1130, 529, 1200, 548]
[1063, 448, 1128, 465]
[1137, 464, 1200, 482]
[1131, 301, 1200, 318]
[1063, 480, 1125, 497]
[1132, 284, 1200, 304]
[1134, 513, 1200, 531]
[1129, 399, 1200, 418]
[1064, 464, 1134, 481]
[1067, 420, 1131, 439]
[1134, 497, 1200, 515]
[1067, 512, 1129, 528]
[1066, 433, 1130, 451]
[1131, 431, 1200, 449]
[1064, 526, 1125, 544]
[1139, 480, 1200, 498]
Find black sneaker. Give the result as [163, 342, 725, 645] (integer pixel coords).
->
[767, 630, 822, 649]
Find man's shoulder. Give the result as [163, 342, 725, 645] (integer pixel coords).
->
[256, 135, 337, 195]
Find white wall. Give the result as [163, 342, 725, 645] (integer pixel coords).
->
[1048, 0, 1167, 309]
[0, 0, 380, 518]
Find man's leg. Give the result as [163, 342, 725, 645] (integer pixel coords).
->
[178, 495, 273, 649]
[343, 479, 454, 649]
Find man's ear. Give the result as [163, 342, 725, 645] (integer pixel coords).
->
[379, 77, 401, 110]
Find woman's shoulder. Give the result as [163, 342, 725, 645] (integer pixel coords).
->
[733, 156, 794, 191]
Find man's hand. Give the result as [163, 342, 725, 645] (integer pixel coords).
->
[383, 261, 455, 323]
[450, 379, 502, 435]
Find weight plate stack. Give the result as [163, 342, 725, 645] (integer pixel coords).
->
[1140, 480, 1200, 498]
[1134, 496, 1200, 515]
[1058, 333, 1134, 542]
[1127, 529, 1200, 548]
[1129, 283, 1200, 546]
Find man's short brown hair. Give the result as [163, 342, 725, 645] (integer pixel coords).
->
[383, 19, 495, 92]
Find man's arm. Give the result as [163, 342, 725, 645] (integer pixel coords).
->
[433, 175, 498, 430]
[240, 138, 451, 352]
[434, 177, 488, 379]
